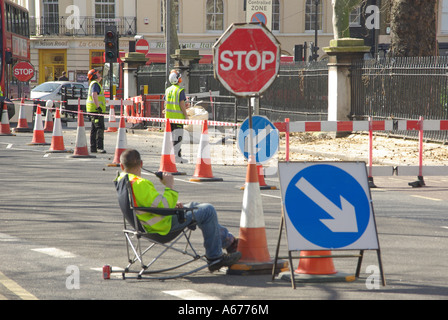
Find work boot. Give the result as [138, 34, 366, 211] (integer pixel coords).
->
[208, 251, 242, 272]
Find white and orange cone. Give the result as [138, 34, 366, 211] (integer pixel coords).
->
[159, 120, 186, 175]
[13, 98, 32, 133]
[28, 106, 50, 145]
[0, 104, 15, 136]
[257, 165, 277, 190]
[108, 108, 127, 167]
[228, 133, 286, 275]
[69, 102, 96, 158]
[189, 120, 222, 182]
[43, 100, 54, 133]
[105, 104, 117, 132]
[47, 109, 69, 153]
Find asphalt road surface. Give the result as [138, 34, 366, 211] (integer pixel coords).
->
[1, 125, 447, 305]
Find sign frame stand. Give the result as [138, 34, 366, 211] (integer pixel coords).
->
[272, 161, 386, 289]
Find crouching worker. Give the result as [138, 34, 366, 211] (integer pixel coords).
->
[116, 148, 241, 272]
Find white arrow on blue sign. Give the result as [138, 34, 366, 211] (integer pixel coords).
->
[237, 116, 279, 163]
[278, 162, 380, 251]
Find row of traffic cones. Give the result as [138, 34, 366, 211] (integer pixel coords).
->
[3, 103, 345, 282]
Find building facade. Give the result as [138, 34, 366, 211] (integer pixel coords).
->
[10, 0, 448, 87]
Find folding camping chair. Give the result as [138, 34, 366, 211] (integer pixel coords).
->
[113, 174, 211, 279]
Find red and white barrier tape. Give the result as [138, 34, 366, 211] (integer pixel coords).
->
[14, 98, 239, 127]
[274, 119, 448, 132]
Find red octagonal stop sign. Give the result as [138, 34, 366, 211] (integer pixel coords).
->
[13, 61, 35, 82]
[213, 23, 280, 97]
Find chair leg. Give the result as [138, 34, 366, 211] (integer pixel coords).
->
[120, 229, 209, 280]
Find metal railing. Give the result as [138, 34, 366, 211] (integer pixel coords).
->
[30, 16, 137, 37]
[351, 56, 448, 142]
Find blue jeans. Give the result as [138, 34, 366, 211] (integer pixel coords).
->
[170, 202, 235, 260]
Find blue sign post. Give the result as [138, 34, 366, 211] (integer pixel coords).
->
[275, 161, 386, 288]
[237, 116, 279, 163]
[284, 163, 371, 249]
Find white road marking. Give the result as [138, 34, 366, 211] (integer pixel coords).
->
[163, 289, 220, 300]
[411, 195, 442, 202]
[31, 247, 77, 258]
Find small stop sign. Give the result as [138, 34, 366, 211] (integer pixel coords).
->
[13, 61, 35, 82]
[213, 23, 280, 97]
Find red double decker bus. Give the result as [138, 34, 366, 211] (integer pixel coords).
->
[0, 0, 30, 104]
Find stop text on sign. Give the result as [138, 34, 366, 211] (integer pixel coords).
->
[219, 50, 275, 71]
[14, 68, 33, 76]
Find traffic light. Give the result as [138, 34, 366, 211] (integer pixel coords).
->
[104, 25, 119, 63]
[294, 45, 304, 62]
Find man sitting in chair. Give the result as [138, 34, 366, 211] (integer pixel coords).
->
[116, 148, 241, 272]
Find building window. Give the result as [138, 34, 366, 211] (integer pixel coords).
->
[272, 0, 280, 31]
[442, 0, 448, 33]
[206, 0, 223, 31]
[305, 0, 322, 31]
[161, 0, 179, 32]
[349, 6, 361, 27]
[95, 0, 116, 35]
[43, 0, 59, 35]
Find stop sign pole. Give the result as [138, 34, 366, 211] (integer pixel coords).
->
[214, 23, 285, 274]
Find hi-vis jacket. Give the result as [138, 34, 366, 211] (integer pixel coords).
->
[165, 84, 185, 119]
[86, 80, 106, 114]
[116, 172, 178, 235]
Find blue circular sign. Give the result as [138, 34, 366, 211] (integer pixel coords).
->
[284, 164, 371, 248]
[251, 12, 267, 25]
[237, 116, 279, 163]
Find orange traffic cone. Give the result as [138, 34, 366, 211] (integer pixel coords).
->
[257, 165, 277, 190]
[13, 98, 32, 133]
[0, 104, 15, 136]
[228, 154, 286, 275]
[159, 120, 186, 175]
[105, 104, 117, 132]
[281, 250, 355, 284]
[189, 120, 222, 182]
[47, 109, 69, 153]
[28, 106, 50, 145]
[69, 102, 96, 158]
[295, 251, 337, 275]
[108, 108, 127, 167]
[43, 100, 54, 132]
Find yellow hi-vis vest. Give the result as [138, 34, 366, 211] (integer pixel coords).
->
[116, 172, 179, 235]
[0, 85, 3, 97]
[86, 80, 106, 113]
[165, 84, 185, 119]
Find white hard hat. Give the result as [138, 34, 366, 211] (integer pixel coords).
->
[45, 100, 54, 108]
[169, 69, 182, 84]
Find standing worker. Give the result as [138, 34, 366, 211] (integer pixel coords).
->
[86, 69, 107, 153]
[165, 69, 188, 163]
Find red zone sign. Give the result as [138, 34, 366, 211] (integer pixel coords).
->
[13, 61, 35, 82]
[213, 23, 280, 97]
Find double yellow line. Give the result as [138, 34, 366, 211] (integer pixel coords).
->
[0, 271, 38, 300]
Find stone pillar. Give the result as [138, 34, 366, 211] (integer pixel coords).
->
[171, 49, 201, 94]
[122, 52, 148, 99]
[323, 39, 370, 123]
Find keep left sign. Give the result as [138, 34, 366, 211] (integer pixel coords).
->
[278, 161, 380, 251]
